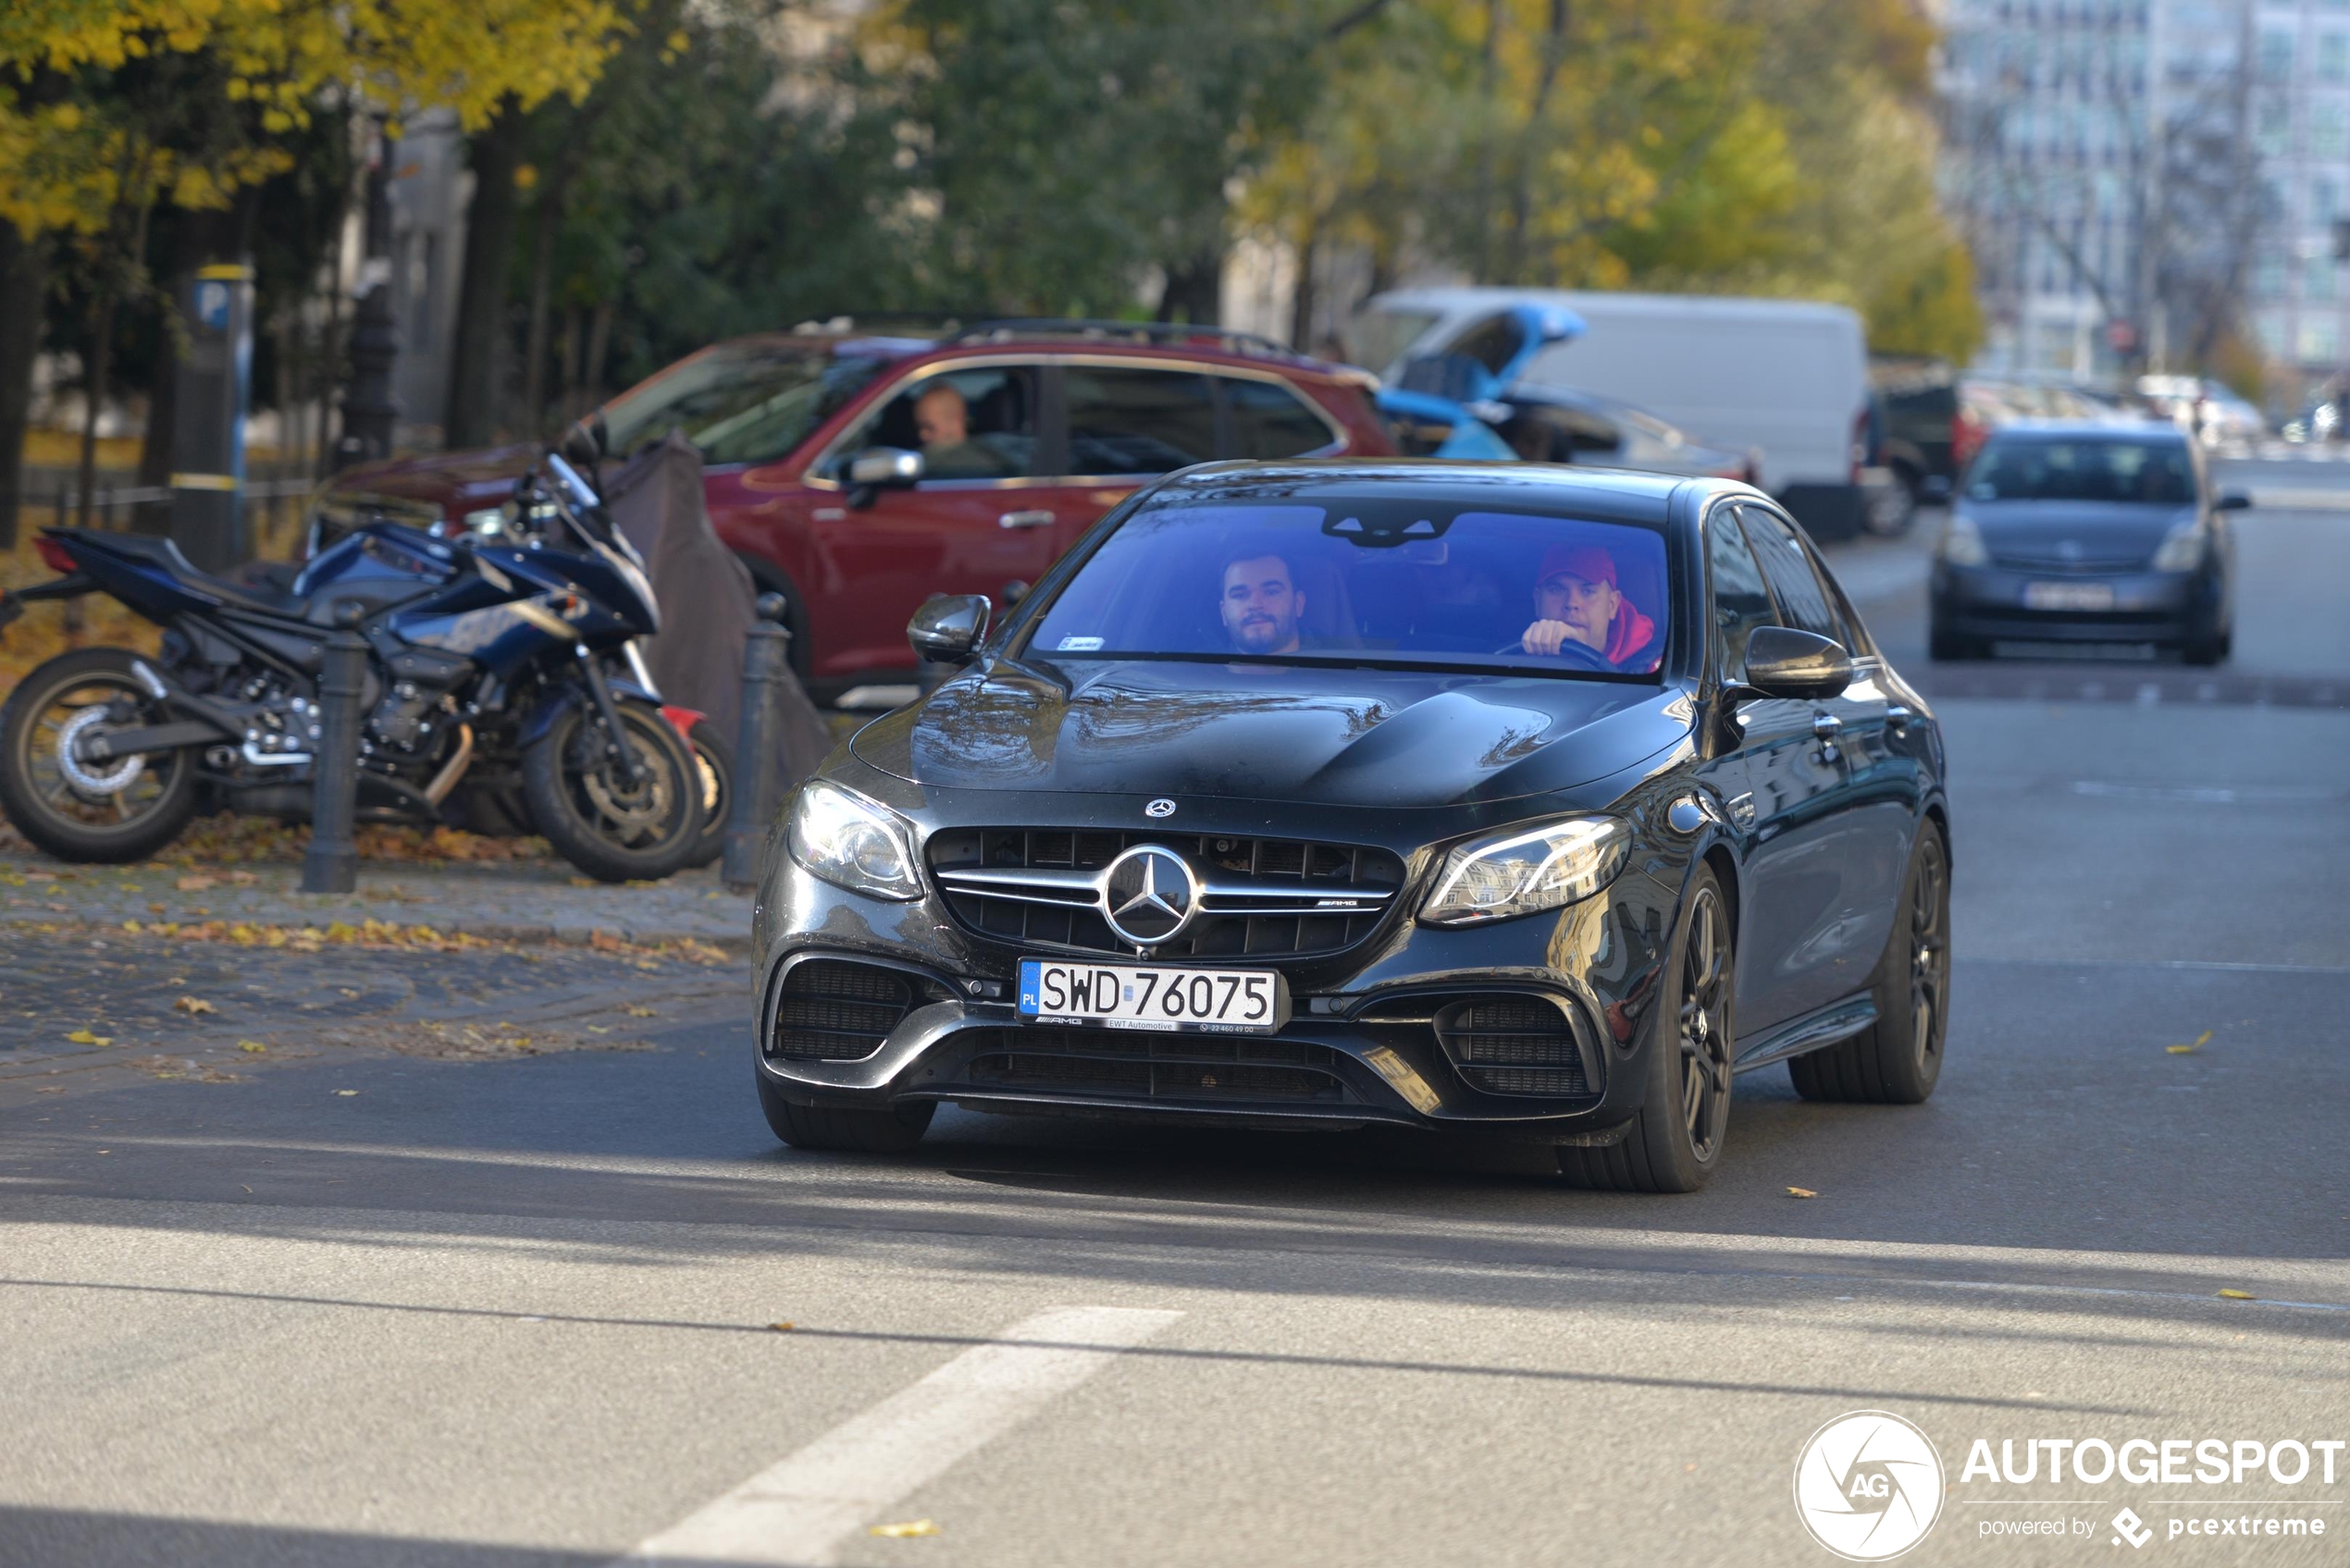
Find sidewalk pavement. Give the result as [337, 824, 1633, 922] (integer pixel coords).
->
[1, 850, 753, 951]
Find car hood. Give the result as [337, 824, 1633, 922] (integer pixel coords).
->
[850, 660, 1692, 809]
[327, 443, 542, 514]
[1962, 500, 2193, 566]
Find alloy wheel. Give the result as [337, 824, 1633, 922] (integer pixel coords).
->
[21, 675, 182, 831]
[1677, 886, 1732, 1161]
[1909, 835, 1950, 1074]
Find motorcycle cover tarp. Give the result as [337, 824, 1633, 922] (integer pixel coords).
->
[605, 431, 835, 789]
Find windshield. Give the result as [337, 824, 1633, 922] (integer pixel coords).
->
[1967, 438, 2195, 504]
[1343, 308, 1441, 375]
[1024, 499, 1669, 678]
[601, 342, 891, 465]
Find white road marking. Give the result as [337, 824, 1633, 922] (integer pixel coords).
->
[616, 1305, 1183, 1567]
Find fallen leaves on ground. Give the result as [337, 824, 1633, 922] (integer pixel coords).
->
[1786, 1186, 1818, 1199]
[128, 1055, 243, 1083]
[64, 1029, 113, 1046]
[2217, 1289, 2256, 1300]
[334, 1089, 358, 1096]
[868, 1521, 939, 1539]
[2167, 1030, 2212, 1056]
[238, 1041, 267, 1054]
[768, 1320, 795, 1332]
[625, 1006, 658, 1017]
[173, 995, 216, 1015]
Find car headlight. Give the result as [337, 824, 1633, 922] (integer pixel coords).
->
[786, 781, 921, 900]
[1937, 512, 1990, 566]
[1419, 815, 1630, 927]
[2150, 516, 2207, 571]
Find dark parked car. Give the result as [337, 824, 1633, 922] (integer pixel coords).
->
[1930, 421, 2243, 663]
[320, 321, 1396, 703]
[752, 462, 1952, 1192]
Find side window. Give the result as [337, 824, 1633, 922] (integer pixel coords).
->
[1706, 503, 1779, 681]
[1449, 314, 1528, 376]
[1737, 505, 1847, 644]
[1064, 367, 1218, 476]
[828, 364, 1041, 481]
[1223, 377, 1336, 459]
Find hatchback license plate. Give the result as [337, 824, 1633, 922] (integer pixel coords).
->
[2023, 580, 2116, 611]
[1018, 958, 1289, 1035]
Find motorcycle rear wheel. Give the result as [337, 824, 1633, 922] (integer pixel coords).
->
[0, 648, 199, 862]
[521, 697, 699, 883]
[681, 718, 734, 870]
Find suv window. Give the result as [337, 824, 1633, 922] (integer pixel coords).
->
[1065, 366, 1218, 476]
[827, 364, 1041, 481]
[1737, 504, 1847, 645]
[1223, 377, 1335, 459]
[1706, 503, 1777, 681]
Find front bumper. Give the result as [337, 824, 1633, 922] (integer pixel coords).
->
[1930, 562, 2213, 644]
[752, 830, 1685, 1138]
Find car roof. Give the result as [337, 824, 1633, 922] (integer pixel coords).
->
[713, 321, 1363, 380]
[1153, 459, 1694, 524]
[1369, 285, 1863, 329]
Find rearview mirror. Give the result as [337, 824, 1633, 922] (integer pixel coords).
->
[909, 593, 990, 664]
[2214, 490, 2251, 512]
[561, 411, 607, 467]
[1736, 626, 1852, 702]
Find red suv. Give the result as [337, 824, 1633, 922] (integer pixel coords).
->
[322, 321, 1396, 700]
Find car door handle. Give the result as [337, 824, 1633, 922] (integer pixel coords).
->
[997, 510, 1055, 530]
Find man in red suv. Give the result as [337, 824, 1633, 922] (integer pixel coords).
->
[322, 320, 1396, 704]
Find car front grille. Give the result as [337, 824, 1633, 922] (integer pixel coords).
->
[1989, 549, 2150, 572]
[1434, 995, 1593, 1097]
[952, 1026, 1348, 1103]
[927, 829, 1404, 960]
[769, 959, 917, 1061]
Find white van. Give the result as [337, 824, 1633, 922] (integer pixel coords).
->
[1351, 287, 1874, 537]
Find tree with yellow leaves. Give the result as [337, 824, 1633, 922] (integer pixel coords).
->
[0, 0, 632, 546]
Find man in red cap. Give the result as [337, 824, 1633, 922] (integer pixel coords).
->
[1521, 541, 1658, 670]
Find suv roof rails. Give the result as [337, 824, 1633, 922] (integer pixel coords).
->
[950, 317, 1319, 364]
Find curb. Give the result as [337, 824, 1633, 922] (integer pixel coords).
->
[7, 914, 752, 958]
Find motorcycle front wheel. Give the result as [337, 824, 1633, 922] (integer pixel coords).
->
[521, 697, 700, 883]
[0, 648, 199, 862]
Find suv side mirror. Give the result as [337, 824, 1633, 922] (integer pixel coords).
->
[2214, 490, 2252, 512]
[909, 592, 990, 664]
[1734, 626, 1852, 702]
[846, 447, 924, 511]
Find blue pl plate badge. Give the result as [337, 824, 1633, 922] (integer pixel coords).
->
[1018, 959, 1042, 1014]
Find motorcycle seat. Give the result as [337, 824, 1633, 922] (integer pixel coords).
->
[96, 535, 310, 617]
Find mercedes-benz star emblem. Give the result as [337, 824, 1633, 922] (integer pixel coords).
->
[1144, 797, 1177, 819]
[1102, 846, 1199, 945]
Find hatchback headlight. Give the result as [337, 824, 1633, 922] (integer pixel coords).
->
[1420, 816, 1630, 927]
[2150, 516, 2207, 572]
[1937, 512, 1990, 566]
[786, 781, 921, 900]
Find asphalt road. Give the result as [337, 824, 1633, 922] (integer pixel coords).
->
[2, 463, 2345, 1567]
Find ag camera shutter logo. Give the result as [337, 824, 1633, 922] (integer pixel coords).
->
[1793, 1410, 1945, 1561]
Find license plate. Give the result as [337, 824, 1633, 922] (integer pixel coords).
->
[2023, 580, 2116, 611]
[1018, 958, 1289, 1035]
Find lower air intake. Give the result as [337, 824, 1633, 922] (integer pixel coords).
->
[770, 959, 916, 1061]
[1436, 995, 1593, 1097]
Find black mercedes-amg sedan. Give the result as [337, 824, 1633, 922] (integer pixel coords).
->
[750, 462, 1952, 1191]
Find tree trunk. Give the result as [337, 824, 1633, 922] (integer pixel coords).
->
[0, 224, 47, 552]
[1289, 219, 1320, 352]
[1155, 250, 1222, 324]
[133, 320, 177, 535]
[445, 100, 526, 449]
[582, 301, 612, 415]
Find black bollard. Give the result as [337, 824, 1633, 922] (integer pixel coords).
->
[302, 602, 368, 894]
[722, 593, 792, 892]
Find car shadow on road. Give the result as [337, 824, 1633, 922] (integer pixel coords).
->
[0, 1507, 615, 1568]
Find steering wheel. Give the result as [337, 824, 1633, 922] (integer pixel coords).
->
[1494, 636, 1612, 670]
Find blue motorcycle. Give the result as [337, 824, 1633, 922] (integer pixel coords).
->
[0, 450, 704, 882]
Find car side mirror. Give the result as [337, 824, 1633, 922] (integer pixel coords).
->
[846, 447, 923, 511]
[1734, 626, 1852, 702]
[909, 592, 990, 665]
[561, 412, 607, 467]
[2214, 490, 2251, 512]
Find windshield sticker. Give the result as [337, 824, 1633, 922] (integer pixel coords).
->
[1057, 636, 1106, 652]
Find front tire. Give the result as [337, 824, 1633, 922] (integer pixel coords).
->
[0, 648, 199, 862]
[1559, 865, 1734, 1193]
[521, 696, 700, 883]
[1788, 821, 1951, 1105]
[756, 1070, 934, 1152]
